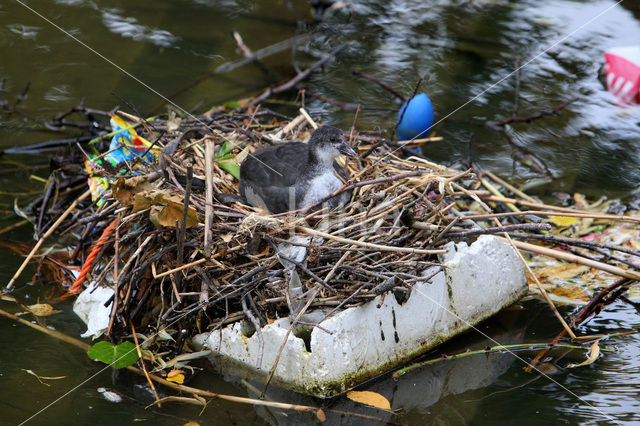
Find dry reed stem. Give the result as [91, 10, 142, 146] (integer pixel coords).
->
[297, 226, 447, 254]
[452, 182, 577, 339]
[6, 188, 91, 290]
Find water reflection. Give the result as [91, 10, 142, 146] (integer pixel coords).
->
[101, 9, 179, 48]
[1, 0, 640, 424]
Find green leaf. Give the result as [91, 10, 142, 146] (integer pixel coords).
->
[87, 341, 140, 369]
[218, 141, 232, 158]
[218, 160, 240, 179]
[223, 101, 241, 110]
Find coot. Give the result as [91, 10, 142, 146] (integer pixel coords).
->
[239, 126, 357, 213]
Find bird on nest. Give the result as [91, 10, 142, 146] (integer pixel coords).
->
[238, 126, 357, 214]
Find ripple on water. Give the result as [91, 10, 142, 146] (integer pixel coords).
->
[101, 9, 178, 48]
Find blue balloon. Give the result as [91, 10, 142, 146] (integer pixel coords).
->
[396, 93, 434, 141]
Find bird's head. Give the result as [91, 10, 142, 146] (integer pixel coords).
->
[309, 126, 358, 165]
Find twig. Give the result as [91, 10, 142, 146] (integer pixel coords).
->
[499, 238, 640, 281]
[214, 33, 312, 74]
[131, 321, 161, 405]
[525, 277, 633, 372]
[351, 70, 406, 101]
[204, 138, 215, 258]
[251, 43, 349, 106]
[0, 306, 387, 422]
[478, 194, 640, 224]
[489, 96, 579, 127]
[445, 223, 551, 238]
[277, 254, 337, 293]
[509, 232, 640, 259]
[6, 188, 91, 291]
[261, 287, 320, 397]
[297, 225, 446, 255]
[242, 294, 264, 369]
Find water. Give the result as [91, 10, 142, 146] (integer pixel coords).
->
[1, 0, 640, 424]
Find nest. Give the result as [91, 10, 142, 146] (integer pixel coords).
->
[19, 106, 640, 357]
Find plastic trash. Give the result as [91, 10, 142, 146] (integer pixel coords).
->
[85, 114, 161, 206]
[107, 114, 159, 165]
[396, 93, 434, 141]
[604, 46, 640, 104]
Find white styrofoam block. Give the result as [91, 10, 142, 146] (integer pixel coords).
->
[193, 235, 527, 396]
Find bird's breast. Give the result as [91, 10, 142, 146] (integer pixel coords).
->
[300, 171, 345, 207]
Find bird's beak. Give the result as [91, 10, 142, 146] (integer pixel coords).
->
[338, 142, 358, 158]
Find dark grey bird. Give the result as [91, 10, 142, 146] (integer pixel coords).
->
[238, 126, 358, 214]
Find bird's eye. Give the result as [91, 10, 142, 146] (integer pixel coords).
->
[330, 137, 336, 142]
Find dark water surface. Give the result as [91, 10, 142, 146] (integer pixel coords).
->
[1, 0, 640, 424]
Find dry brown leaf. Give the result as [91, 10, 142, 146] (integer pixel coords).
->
[157, 201, 199, 228]
[551, 285, 590, 302]
[567, 340, 600, 368]
[26, 303, 61, 317]
[113, 178, 151, 207]
[537, 264, 590, 280]
[346, 390, 391, 410]
[316, 408, 326, 422]
[183, 422, 200, 426]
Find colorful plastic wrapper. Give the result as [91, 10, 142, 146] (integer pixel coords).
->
[85, 114, 161, 205]
[604, 46, 640, 104]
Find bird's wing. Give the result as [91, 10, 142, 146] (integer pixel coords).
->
[241, 184, 299, 213]
[240, 143, 308, 188]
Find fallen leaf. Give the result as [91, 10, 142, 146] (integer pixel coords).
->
[166, 369, 185, 384]
[1, 294, 17, 302]
[157, 201, 199, 228]
[26, 303, 61, 317]
[549, 216, 580, 227]
[551, 285, 590, 302]
[567, 340, 600, 368]
[183, 422, 201, 426]
[346, 390, 391, 410]
[537, 264, 590, 281]
[316, 408, 326, 422]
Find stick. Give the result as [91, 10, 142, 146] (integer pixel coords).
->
[499, 238, 640, 281]
[351, 70, 406, 101]
[261, 287, 320, 397]
[481, 169, 536, 203]
[204, 138, 215, 258]
[453, 182, 577, 338]
[131, 321, 161, 405]
[479, 194, 640, 224]
[251, 43, 349, 106]
[214, 33, 311, 74]
[297, 226, 446, 255]
[525, 277, 633, 372]
[0, 307, 386, 422]
[6, 188, 91, 290]
[153, 258, 207, 279]
[242, 294, 264, 369]
[445, 223, 551, 238]
[299, 108, 318, 129]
